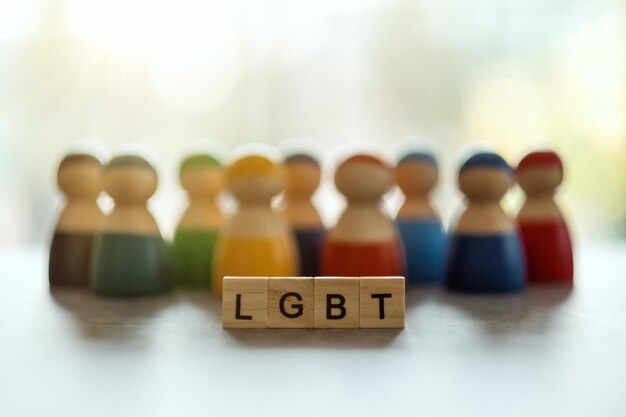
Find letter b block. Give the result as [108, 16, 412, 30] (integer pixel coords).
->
[268, 277, 314, 328]
[223, 277, 268, 328]
[314, 277, 360, 328]
[359, 277, 405, 328]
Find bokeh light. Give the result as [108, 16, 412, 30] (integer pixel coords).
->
[0, 0, 625, 244]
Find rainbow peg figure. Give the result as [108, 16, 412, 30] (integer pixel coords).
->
[171, 154, 223, 288]
[395, 151, 446, 285]
[322, 154, 405, 277]
[445, 152, 525, 293]
[516, 151, 573, 285]
[49, 153, 105, 287]
[280, 153, 326, 276]
[91, 154, 171, 296]
[212, 154, 298, 298]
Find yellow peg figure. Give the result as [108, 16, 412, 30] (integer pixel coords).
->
[212, 153, 298, 298]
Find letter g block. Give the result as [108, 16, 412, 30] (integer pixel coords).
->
[268, 277, 314, 328]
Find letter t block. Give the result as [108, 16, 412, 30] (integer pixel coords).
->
[223, 276, 268, 328]
[359, 277, 405, 328]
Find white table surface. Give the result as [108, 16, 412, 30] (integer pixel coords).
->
[1, 244, 625, 417]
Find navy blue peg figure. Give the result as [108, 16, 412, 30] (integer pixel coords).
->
[445, 152, 525, 293]
[280, 153, 325, 276]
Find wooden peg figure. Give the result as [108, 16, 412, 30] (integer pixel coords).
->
[280, 153, 325, 276]
[49, 153, 105, 286]
[91, 154, 171, 296]
[445, 152, 525, 293]
[172, 154, 223, 287]
[212, 154, 298, 298]
[516, 151, 573, 284]
[321, 154, 404, 277]
[395, 151, 446, 285]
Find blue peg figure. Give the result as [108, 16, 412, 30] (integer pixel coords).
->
[395, 151, 446, 285]
[445, 152, 525, 293]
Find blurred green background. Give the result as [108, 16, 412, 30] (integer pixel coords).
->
[0, 0, 624, 245]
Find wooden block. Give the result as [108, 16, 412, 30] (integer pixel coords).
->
[222, 277, 268, 328]
[268, 277, 314, 328]
[314, 277, 360, 328]
[359, 277, 405, 328]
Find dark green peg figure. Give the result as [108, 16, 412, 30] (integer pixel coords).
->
[91, 154, 171, 296]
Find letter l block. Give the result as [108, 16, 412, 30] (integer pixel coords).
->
[223, 276, 268, 328]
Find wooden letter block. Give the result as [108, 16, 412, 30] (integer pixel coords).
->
[359, 277, 405, 328]
[222, 277, 268, 328]
[314, 277, 360, 328]
[268, 277, 314, 328]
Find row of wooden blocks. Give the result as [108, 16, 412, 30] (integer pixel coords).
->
[223, 276, 405, 329]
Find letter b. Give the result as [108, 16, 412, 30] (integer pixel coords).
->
[326, 294, 346, 320]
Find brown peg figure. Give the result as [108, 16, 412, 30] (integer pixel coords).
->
[49, 153, 105, 287]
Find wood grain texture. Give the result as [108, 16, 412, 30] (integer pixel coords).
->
[281, 161, 323, 228]
[517, 166, 565, 221]
[268, 277, 314, 328]
[178, 165, 223, 229]
[331, 160, 396, 243]
[396, 160, 438, 220]
[55, 157, 105, 233]
[313, 277, 360, 328]
[102, 166, 161, 235]
[222, 276, 268, 328]
[359, 277, 405, 328]
[454, 168, 515, 234]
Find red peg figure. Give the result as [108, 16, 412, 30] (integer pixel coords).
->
[321, 154, 405, 277]
[516, 151, 573, 285]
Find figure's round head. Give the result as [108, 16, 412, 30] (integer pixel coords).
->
[179, 153, 223, 199]
[335, 154, 394, 202]
[227, 155, 283, 204]
[396, 151, 438, 197]
[458, 152, 513, 202]
[283, 153, 321, 199]
[516, 151, 563, 195]
[57, 153, 103, 200]
[104, 155, 158, 204]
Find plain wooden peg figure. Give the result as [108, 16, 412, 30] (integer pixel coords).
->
[91, 154, 171, 296]
[395, 151, 446, 285]
[280, 153, 325, 276]
[445, 152, 525, 293]
[212, 154, 298, 298]
[516, 150, 573, 284]
[171, 154, 223, 287]
[321, 154, 404, 277]
[49, 153, 105, 287]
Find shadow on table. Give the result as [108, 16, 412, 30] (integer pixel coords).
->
[182, 289, 221, 317]
[224, 327, 403, 349]
[439, 285, 573, 335]
[179, 291, 402, 349]
[50, 287, 178, 342]
[405, 286, 443, 310]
